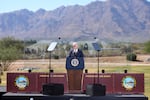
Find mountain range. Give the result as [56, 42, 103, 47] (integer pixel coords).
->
[0, 0, 150, 42]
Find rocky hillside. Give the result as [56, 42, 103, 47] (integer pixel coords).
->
[0, 0, 150, 42]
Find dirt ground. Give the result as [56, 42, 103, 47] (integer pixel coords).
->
[8, 54, 150, 72]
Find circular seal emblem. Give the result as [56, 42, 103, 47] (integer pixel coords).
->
[122, 76, 136, 91]
[71, 58, 79, 67]
[15, 75, 29, 90]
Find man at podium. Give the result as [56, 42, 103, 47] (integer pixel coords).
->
[66, 42, 84, 92]
[68, 42, 84, 58]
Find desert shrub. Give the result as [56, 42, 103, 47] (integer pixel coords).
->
[144, 41, 150, 53]
[126, 53, 137, 61]
[53, 55, 59, 59]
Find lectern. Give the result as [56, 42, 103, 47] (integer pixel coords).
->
[66, 57, 84, 91]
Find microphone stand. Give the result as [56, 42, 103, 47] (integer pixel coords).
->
[48, 51, 52, 83]
[92, 42, 101, 85]
[97, 50, 100, 84]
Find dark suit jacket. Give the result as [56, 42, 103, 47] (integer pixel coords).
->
[68, 49, 84, 58]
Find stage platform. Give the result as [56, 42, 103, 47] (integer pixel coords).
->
[3, 72, 149, 100]
[1, 92, 148, 100]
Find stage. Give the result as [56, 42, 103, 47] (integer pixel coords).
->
[1, 92, 148, 100]
[0, 72, 149, 100]
[2, 72, 148, 100]
[1, 70, 148, 100]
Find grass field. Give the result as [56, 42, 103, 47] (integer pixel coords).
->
[0, 56, 150, 99]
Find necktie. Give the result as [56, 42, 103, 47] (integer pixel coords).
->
[74, 49, 77, 53]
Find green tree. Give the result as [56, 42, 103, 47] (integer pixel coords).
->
[0, 37, 23, 72]
[144, 41, 150, 53]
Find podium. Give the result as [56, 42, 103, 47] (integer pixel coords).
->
[66, 57, 84, 91]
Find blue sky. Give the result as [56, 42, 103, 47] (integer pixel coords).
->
[0, 0, 106, 13]
[0, 0, 150, 13]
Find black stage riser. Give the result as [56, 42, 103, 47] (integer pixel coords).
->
[42, 83, 64, 95]
[1, 96, 148, 100]
[0, 92, 6, 100]
[86, 84, 106, 96]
